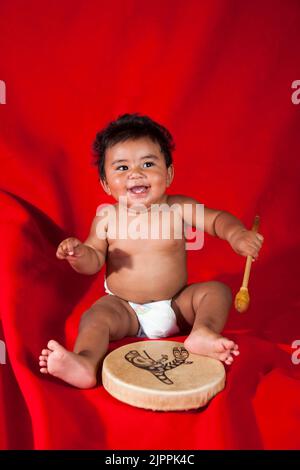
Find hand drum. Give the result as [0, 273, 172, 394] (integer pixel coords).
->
[102, 341, 225, 411]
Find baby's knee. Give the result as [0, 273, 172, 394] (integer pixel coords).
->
[207, 281, 232, 304]
[79, 303, 109, 330]
[79, 297, 123, 332]
[79, 309, 96, 331]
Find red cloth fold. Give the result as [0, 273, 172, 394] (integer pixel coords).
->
[1, 0, 300, 449]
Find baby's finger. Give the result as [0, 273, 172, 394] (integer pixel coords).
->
[66, 238, 81, 256]
[71, 243, 83, 257]
[256, 233, 264, 242]
[255, 239, 263, 250]
[251, 252, 259, 261]
[252, 241, 262, 252]
[63, 243, 71, 255]
[244, 247, 259, 259]
[56, 245, 67, 259]
[248, 239, 262, 252]
[66, 239, 75, 255]
[247, 233, 262, 246]
[247, 240, 261, 250]
[67, 242, 83, 257]
[244, 244, 258, 256]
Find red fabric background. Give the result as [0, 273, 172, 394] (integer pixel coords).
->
[1, 0, 300, 450]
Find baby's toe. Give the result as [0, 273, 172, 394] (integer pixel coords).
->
[47, 340, 61, 351]
[219, 350, 231, 362]
[232, 349, 240, 356]
[39, 360, 47, 367]
[219, 338, 235, 352]
[40, 367, 48, 374]
[225, 355, 234, 365]
[41, 349, 50, 356]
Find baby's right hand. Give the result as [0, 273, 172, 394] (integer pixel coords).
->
[56, 237, 85, 260]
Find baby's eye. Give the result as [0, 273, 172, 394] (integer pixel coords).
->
[143, 161, 154, 168]
[116, 165, 128, 171]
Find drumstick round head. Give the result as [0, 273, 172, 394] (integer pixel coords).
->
[234, 287, 250, 313]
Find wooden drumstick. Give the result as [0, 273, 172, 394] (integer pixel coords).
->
[234, 215, 260, 313]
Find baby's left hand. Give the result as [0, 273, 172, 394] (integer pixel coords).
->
[229, 229, 264, 260]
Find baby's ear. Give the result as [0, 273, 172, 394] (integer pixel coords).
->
[100, 177, 111, 195]
[166, 164, 174, 187]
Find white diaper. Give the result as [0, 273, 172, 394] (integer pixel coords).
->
[104, 279, 180, 339]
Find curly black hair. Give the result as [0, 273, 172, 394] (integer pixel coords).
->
[92, 113, 175, 180]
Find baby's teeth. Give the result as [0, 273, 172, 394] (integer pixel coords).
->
[131, 186, 146, 193]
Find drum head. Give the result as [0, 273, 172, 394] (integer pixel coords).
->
[102, 340, 225, 411]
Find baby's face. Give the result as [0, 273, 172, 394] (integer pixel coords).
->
[101, 137, 174, 209]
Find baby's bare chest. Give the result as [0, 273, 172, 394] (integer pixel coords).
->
[107, 209, 185, 250]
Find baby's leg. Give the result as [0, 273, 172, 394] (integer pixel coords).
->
[172, 281, 239, 365]
[39, 295, 139, 388]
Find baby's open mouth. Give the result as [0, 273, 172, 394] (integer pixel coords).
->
[128, 185, 150, 195]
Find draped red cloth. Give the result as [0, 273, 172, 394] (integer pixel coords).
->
[1, 0, 300, 450]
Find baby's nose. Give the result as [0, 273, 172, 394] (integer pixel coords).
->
[129, 166, 144, 178]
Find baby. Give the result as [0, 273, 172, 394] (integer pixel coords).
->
[39, 113, 264, 389]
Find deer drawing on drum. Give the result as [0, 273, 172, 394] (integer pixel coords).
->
[125, 346, 193, 385]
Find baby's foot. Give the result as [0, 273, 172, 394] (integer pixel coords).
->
[184, 326, 240, 365]
[39, 340, 97, 389]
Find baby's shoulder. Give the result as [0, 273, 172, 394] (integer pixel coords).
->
[167, 194, 195, 206]
[90, 203, 117, 236]
[95, 202, 118, 218]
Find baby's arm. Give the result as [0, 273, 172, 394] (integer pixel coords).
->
[56, 212, 108, 275]
[204, 208, 264, 259]
[169, 195, 264, 259]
